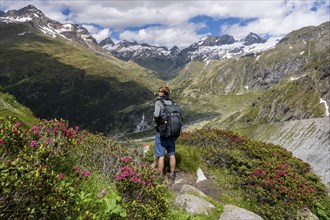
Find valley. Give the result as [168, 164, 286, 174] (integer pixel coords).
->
[1, 5, 329, 186]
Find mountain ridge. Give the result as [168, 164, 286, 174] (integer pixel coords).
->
[101, 31, 274, 79]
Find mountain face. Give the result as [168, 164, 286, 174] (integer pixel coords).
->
[101, 33, 273, 79]
[0, 5, 99, 49]
[0, 5, 160, 134]
[243, 32, 267, 45]
[173, 21, 329, 127]
[102, 40, 179, 79]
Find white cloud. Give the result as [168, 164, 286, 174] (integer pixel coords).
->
[1, 0, 329, 48]
[91, 28, 111, 43]
[120, 23, 206, 48]
[221, 0, 329, 39]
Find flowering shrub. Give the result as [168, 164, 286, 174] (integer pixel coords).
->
[115, 156, 169, 219]
[0, 117, 90, 219]
[177, 128, 329, 219]
[73, 133, 130, 179]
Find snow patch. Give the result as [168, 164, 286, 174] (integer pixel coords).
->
[61, 23, 74, 32]
[320, 98, 330, 117]
[290, 74, 306, 81]
[0, 16, 32, 23]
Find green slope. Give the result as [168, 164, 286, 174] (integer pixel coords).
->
[0, 21, 163, 133]
[0, 90, 36, 126]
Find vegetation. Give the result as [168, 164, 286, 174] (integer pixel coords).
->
[0, 117, 161, 219]
[1, 116, 329, 219]
[177, 129, 330, 219]
[0, 91, 37, 127]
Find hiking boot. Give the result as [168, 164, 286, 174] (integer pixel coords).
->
[169, 172, 176, 183]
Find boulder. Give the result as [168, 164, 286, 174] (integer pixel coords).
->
[175, 194, 215, 215]
[180, 184, 208, 198]
[219, 205, 263, 220]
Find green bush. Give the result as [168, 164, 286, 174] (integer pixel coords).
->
[0, 118, 88, 219]
[115, 156, 169, 219]
[177, 128, 330, 219]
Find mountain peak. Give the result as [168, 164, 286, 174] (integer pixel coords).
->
[1, 5, 99, 49]
[17, 4, 45, 17]
[99, 37, 114, 46]
[243, 32, 266, 45]
[196, 34, 236, 47]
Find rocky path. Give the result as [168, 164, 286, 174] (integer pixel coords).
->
[167, 168, 267, 219]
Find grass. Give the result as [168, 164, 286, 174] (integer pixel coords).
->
[176, 144, 202, 174]
[0, 92, 37, 127]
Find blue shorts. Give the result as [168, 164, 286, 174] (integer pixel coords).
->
[155, 132, 176, 157]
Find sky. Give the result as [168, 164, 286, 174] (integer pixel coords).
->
[0, 0, 329, 48]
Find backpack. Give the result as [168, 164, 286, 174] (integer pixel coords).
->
[158, 99, 182, 138]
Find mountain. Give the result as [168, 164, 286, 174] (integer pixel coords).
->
[1, 5, 100, 50]
[100, 33, 272, 79]
[243, 32, 267, 45]
[171, 21, 329, 133]
[0, 5, 163, 134]
[173, 22, 330, 185]
[102, 40, 179, 79]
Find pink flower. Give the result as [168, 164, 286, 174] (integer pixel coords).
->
[58, 173, 65, 179]
[12, 129, 18, 133]
[15, 122, 21, 127]
[73, 165, 78, 171]
[30, 140, 37, 147]
[0, 139, 3, 145]
[81, 170, 90, 177]
[121, 157, 131, 163]
[6, 160, 11, 165]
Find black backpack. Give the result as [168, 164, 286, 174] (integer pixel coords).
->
[158, 99, 182, 138]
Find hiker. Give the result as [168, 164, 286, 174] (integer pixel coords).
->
[153, 86, 182, 182]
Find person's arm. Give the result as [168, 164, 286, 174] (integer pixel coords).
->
[153, 101, 161, 125]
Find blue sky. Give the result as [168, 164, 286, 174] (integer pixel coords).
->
[1, 0, 329, 48]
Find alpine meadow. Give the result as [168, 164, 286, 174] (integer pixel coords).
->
[0, 4, 329, 220]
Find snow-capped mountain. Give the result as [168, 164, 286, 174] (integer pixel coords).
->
[176, 33, 276, 65]
[102, 39, 179, 61]
[0, 5, 98, 49]
[101, 39, 180, 79]
[101, 33, 278, 78]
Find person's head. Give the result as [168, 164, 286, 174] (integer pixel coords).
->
[158, 86, 170, 96]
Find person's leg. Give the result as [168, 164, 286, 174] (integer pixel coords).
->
[155, 133, 165, 174]
[166, 138, 176, 181]
[169, 155, 176, 173]
[158, 156, 165, 175]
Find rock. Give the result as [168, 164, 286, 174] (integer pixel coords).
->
[180, 184, 208, 198]
[97, 188, 108, 198]
[196, 167, 207, 183]
[175, 194, 215, 215]
[296, 207, 319, 220]
[219, 205, 263, 220]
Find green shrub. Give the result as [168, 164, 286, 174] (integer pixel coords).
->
[115, 156, 169, 219]
[177, 128, 330, 219]
[0, 117, 88, 219]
